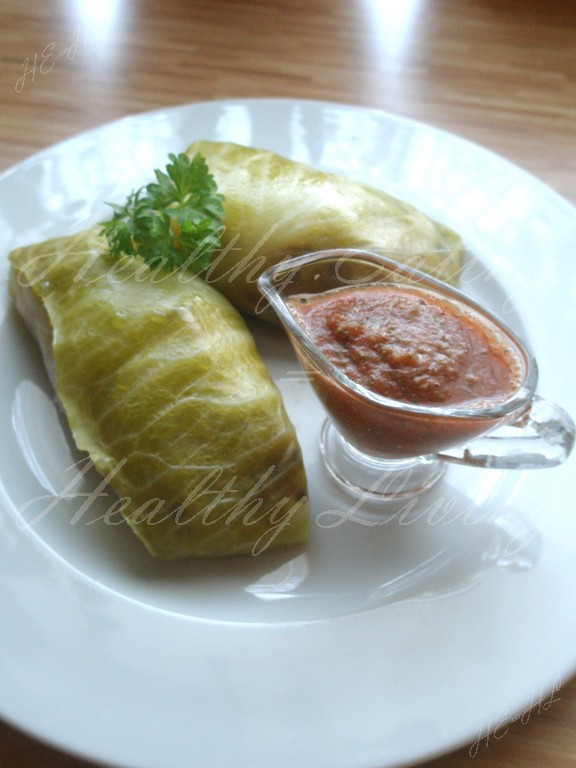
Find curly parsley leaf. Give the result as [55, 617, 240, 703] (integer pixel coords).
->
[100, 152, 225, 273]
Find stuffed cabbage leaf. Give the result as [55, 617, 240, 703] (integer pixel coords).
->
[185, 140, 463, 318]
[9, 229, 309, 558]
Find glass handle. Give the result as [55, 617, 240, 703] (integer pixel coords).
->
[437, 396, 575, 469]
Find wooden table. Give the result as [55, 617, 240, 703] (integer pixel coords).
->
[1, 1, 575, 766]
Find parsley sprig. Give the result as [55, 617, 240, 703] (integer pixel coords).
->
[100, 152, 224, 273]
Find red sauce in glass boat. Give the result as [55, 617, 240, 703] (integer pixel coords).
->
[287, 285, 524, 457]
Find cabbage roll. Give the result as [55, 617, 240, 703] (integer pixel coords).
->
[185, 140, 463, 318]
[9, 229, 309, 558]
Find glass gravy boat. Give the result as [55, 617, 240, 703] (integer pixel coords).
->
[258, 249, 575, 500]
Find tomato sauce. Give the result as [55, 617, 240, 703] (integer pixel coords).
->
[287, 285, 524, 457]
[288, 285, 521, 406]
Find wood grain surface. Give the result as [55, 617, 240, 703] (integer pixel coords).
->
[1, 0, 575, 766]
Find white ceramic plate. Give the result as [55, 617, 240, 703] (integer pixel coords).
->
[1, 99, 575, 768]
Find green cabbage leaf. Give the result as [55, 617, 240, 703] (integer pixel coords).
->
[186, 140, 463, 318]
[9, 229, 309, 558]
